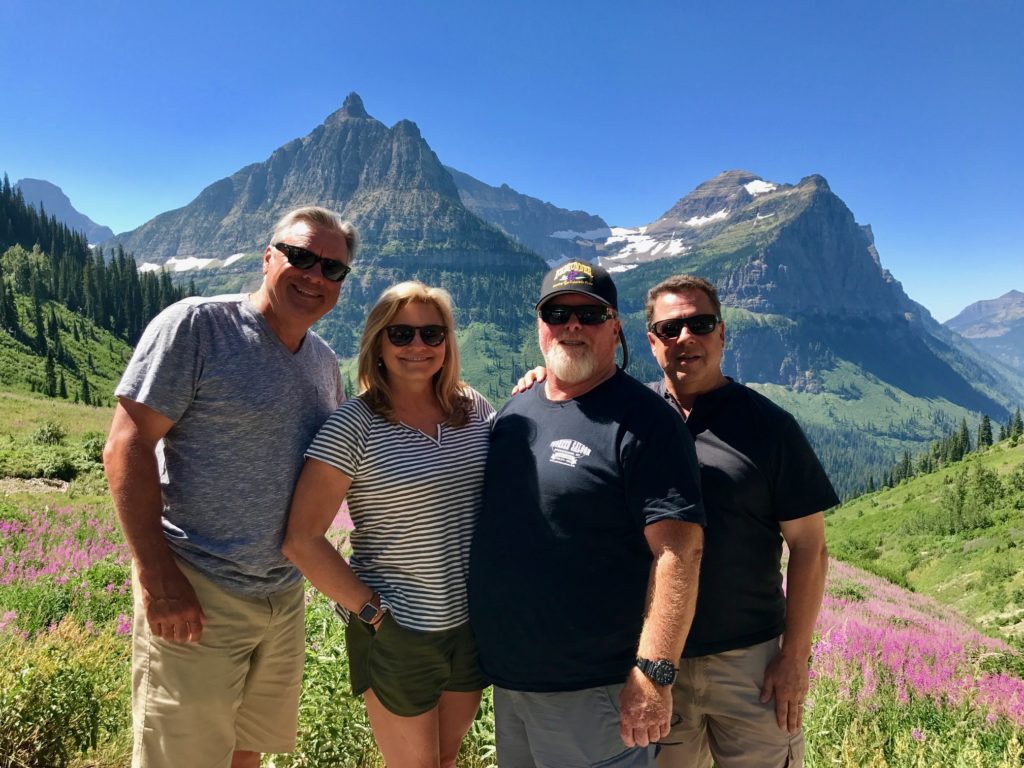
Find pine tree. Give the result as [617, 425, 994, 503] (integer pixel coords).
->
[58, 370, 67, 398]
[958, 418, 972, 457]
[977, 415, 993, 449]
[80, 374, 92, 406]
[44, 351, 57, 397]
[1012, 408, 1024, 440]
[32, 297, 46, 354]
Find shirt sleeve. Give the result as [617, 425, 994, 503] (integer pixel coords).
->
[114, 301, 202, 423]
[305, 398, 374, 479]
[625, 408, 706, 528]
[772, 415, 840, 520]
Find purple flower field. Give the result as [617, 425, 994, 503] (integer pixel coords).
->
[813, 560, 1024, 728]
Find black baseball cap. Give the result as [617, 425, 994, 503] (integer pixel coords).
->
[535, 260, 628, 369]
[536, 261, 618, 310]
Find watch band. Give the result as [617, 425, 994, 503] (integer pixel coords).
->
[636, 656, 679, 686]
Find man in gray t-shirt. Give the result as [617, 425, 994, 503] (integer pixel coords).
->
[103, 206, 356, 768]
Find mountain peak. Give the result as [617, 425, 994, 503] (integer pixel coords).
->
[392, 119, 422, 140]
[337, 91, 369, 119]
[14, 178, 114, 242]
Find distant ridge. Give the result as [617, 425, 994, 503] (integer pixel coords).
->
[446, 166, 610, 264]
[946, 290, 1024, 373]
[14, 178, 114, 244]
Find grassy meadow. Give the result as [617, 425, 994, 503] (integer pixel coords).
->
[1, 393, 1023, 766]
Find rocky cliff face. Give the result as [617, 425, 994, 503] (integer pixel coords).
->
[107, 94, 542, 271]
[14, 178, 114, 243]
[446, 167, 610, 264]
[946, 290, 1024, 373]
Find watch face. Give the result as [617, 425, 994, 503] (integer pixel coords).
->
[638, 657, 677, 686]
[358, 602, 379, 623]
[650, 660, 677, 686]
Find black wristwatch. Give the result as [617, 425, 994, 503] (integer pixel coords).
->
[636, 656, 679, 686]
[357, 594, 383, 625]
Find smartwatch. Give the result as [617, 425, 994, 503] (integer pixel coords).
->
[636, 656, 679, 686]
[357, 594, 383, 625]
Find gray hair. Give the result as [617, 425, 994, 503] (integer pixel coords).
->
[270, 206, 359, 260]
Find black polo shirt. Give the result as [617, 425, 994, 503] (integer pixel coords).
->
[651, 379, 838, 657]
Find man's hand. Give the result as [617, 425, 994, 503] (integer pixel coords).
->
[619, 667, 672, 748]
[138, 561, 206, 643]
[759, 650, 808, 733]
[511, 366, 546, 395]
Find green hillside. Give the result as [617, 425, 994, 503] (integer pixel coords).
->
[827, 438, 1024, 645]
[0, 292, 132, 406]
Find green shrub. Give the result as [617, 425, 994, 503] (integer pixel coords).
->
[0, 621, 129, 768]
[78, 431, 107, 465]
[30, 420, 68, 446]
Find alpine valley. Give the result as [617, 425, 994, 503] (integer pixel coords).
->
[15, 93, 1024, 497]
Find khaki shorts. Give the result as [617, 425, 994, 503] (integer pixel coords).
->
[346, 613, 486, 716]
[657, 636, 805, 768]
[131, 559, 305, 768]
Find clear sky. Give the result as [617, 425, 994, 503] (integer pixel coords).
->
[2, 0, 1020, 321]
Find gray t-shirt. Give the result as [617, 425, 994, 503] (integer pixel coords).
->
[115, 294, 343, 596]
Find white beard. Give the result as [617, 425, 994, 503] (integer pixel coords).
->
[544, 342, 598, 384]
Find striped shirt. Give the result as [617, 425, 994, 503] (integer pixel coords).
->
[305, 388, 494, 631]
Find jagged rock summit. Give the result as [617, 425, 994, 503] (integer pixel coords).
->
[599, 170, 906, 318]
[107, 93, 539, 270]
[14, 178, 114, 244]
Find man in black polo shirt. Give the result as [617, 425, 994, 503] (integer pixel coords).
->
[644, 275, 837, 768]
[469, 261, 705, 768]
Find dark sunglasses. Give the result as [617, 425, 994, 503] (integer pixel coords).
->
[539, 304, 614, 326]
[649, 314, 720, 340]
[274, 242, 351, 283]
[385, 324, 447, 347]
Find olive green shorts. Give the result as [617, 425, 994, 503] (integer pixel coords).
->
[345, 614, 486, 716]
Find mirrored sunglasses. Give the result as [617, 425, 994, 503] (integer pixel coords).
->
[274, 242, 351, 283]
[648, 314, 720, 340]
[385, 324, 447, 347]
[539, 304, 614, 326]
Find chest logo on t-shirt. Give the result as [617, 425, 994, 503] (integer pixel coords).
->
[549, 438, 592, 467]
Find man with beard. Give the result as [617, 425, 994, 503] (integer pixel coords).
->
[469, 261, 705, 768]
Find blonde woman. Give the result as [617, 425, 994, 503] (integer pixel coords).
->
[283, 281, 493, 768]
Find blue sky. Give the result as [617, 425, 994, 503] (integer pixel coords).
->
[2, 0, 1020, 321]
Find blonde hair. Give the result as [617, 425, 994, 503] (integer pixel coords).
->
[357, 281, 471, 427]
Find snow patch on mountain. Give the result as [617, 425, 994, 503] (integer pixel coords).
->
[550, 226, 613, 241]
[685, 209, 729, 227]
[744, 180, 777, 196]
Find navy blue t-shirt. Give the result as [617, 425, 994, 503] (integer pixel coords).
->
[469, 370, 704, 691]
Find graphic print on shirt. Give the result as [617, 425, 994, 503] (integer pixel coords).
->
[549, 438, 592, 467]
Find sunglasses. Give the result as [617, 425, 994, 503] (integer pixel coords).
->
[384, 324, 447, 347]
[539, 304, 614, 326]
[274, 242, 351, 283]
[648, 314, 721, 341]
